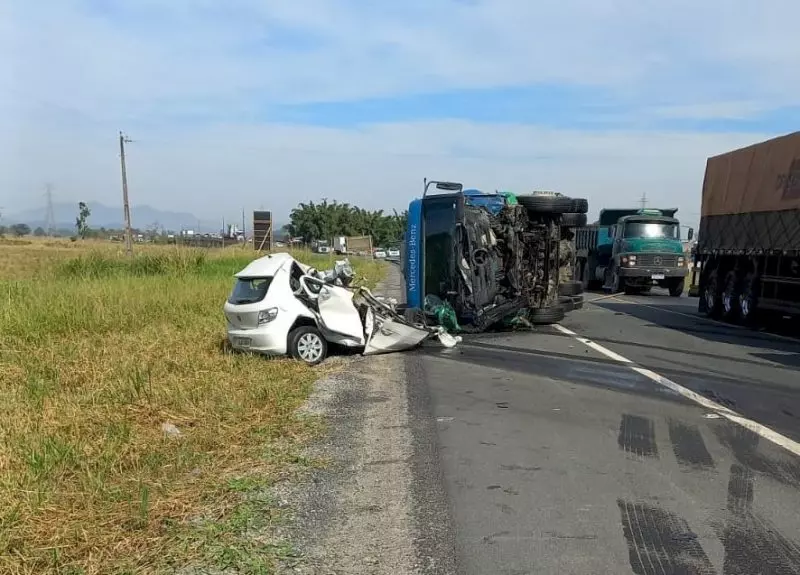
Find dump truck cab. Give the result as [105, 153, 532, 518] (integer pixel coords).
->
[576, 207, 692, 296]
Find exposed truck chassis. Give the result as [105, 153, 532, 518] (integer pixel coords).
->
[405, 184, 588, 332]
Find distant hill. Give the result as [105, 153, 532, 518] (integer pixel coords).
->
[5, 202, 218, 233]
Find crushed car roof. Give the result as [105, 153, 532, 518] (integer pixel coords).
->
[234, 252, 296, 278]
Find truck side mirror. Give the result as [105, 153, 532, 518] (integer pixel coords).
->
[687, 228, 694, 241]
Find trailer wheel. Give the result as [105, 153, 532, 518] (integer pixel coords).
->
[529, 305, 566, 324]
[739, 272, 759, 325]
[721, 271, 740, 319]
[517, 194, 574, 214]
[561, 212, 588, 227]
[703, 269, 723, 318]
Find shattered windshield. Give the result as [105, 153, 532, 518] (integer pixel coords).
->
[623, 222, 679, 239]
[228, 277, 273, 304]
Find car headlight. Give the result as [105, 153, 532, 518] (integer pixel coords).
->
[258, 307, 279, 325]
[622, 255, 636, 266]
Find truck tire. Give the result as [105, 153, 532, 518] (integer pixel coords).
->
[288, 326, 328, 365]
[703, 269, 723, 318]
[739, 272, 759, 326]
[570, 198, 589, 214]
[559, 280, 583, 296]
[561, 212, 587, 227]
[517, 194, 574, 214]
[529, 305, 566, 324]
[669, 278, 686, 298]
[721, 271, 740, 318]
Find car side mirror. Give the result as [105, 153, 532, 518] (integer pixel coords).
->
[687, 228, 694, 241]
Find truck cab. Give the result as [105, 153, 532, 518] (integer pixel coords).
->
[576, 208, 693, 296]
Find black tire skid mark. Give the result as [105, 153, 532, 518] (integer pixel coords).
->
[714, 425, 800, 487]
[720, 463, 800, 575]
[619, 414, 659, 459]
[667, 420, 715, 470]
[617, 499, 715, 575]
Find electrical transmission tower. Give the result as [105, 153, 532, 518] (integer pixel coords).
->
[44, 183, 57, 236]
[639, 192, 648, 210]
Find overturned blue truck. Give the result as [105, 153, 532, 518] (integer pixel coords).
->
[400, 180, 589, 332]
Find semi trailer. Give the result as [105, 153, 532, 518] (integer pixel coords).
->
[693, 132, 800, 326]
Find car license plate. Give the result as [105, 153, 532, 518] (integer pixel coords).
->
[651, 274, 665, 280]
[234, 337, 251, 347]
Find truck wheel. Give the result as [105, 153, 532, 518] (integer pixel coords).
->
[606, 268, 624, 293]
[721, 271, 740, 318]
[738, 272, 759, 326]
[703, 269, 723, 318]
[288, 326, 328, 365]
[517, 194, 574, 214]
[529, 305, 566, 324]
[570, 198, 589, 214]
[669, 278, 686, 298]
[559, 280, 583, 296]
[561, 212, 587, 227]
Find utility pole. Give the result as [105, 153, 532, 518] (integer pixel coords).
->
[639, 192, 648, 210]
[44, 183, 57, 236]
[119, 131, 134, 256]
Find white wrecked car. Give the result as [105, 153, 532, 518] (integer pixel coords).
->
[223, 252, 456, 364]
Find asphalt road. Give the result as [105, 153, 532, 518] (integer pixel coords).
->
[406, 288, 800, 575]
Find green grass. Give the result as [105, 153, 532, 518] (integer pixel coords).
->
[0, 246, 386, 574]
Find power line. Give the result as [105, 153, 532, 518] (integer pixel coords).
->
[639, 192, 648, 209]
[119, 131, 134, 256]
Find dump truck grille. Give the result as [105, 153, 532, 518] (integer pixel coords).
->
[636, 254, 678, 267]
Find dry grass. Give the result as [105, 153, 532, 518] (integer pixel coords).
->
[0, 238, 386, 574]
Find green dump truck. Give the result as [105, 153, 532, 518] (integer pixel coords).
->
[575, 208, 693, 295]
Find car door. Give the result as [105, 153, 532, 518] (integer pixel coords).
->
[299, 276, 365, 343]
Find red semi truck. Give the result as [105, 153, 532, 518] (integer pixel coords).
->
[693, 132, 800, 327]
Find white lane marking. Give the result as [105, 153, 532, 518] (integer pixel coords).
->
[553, 324, 633, 364]
[584, 292, 625, 303]
[602, 295, 800, 344]
[555, 323, 800, 458]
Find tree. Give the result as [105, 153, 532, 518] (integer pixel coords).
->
[33, 226, 46, 237]
[11, 223, 31, 237]
[287, 200, 407, 247]
[75, 202, 91, 239]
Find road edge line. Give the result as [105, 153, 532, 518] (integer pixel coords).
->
[553, 324, 800, 458]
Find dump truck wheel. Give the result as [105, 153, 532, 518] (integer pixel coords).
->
[570, 198, 589, 214]
[720, 271, 739, 317]
[288, 326, 328, 365]
[559, 281, 583, 296]
[517, 194, 574, 214]
[561, 212, 587, 227]
[529, 305, 566, 324]
[668, 278, 686, 298]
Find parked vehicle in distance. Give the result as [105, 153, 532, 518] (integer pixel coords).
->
[374, 249, 387, 258]
[693, 132, 800, 326]
[387, 247, 400, 258]
[575, 208, 692, 296]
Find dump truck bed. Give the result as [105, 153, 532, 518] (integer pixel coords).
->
[699, 131, 800, 254]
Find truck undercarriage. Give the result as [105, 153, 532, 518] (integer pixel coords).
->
[405, 183, 588, 332]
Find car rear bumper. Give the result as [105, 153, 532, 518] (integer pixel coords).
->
[227, 326, 288, 355]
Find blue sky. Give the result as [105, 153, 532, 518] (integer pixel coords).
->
[2, 0, 799, 228]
